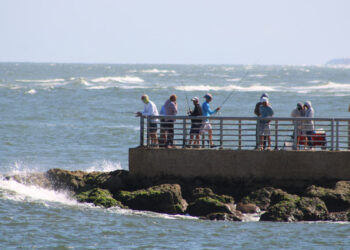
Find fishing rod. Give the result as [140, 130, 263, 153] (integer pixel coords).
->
[219, 67, 252, 109]
[179, 80, 191, 113]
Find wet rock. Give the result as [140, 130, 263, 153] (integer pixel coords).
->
[186, 188, 235, 217]
[236, 202, 260, 214]
[260, 191, 328, 222]
[328, 211, 350, 221]
[191, 187, 234, 204]
[75, 188, 122, 208]
[116, 184, 188, 214]
[46, 168, 87, 191]
[240, 187, 276, 210]
[298, 197, 328, 221]
[84, 170, 128, 193]
[4, 172, 51, 189]
[204, 211, 243, 221]
[304, 181, 350, 212]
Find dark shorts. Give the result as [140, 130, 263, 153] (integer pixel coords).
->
[149, 123, 157, 132]
[190, 123, 201, 135]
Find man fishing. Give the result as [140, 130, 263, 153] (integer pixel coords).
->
[200, 93, 220, 147]
[136, 94, 159, 146]
[187, 97, 203, 147]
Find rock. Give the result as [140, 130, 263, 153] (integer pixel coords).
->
[84, 170, 128, 193]
[191, 187, 234, 204]
[304, 181, 350, 212]
[186, 188, 235, 217]
[75, 188, 122, 208]
[46, 168, 87, 191]
[260, 191, 328, 222]
[204, 211, 243, 221]
[240, 187, 276, 210]
[116, 184, 188, 214]
[4, 172, 51, 189]
[236, 202, 260, 214]
[298, 197, 328, 221]
[260, 191, 302, 222]
[328, 211, 350, 221]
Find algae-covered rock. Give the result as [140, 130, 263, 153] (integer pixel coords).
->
[304, 181, 350, 212]
[84, 170, 128, 193]
[260, 191, 328, 222]
[186, 188, 235, 217]
[260, 191, 302, 222]
[236, 202, 260, 214]
[75, 188, 122, 208]
[46, 168, 87, 191]
[187, 197, 234, 217]
[204, 211, 243, 221]
[191, 187, 234, 204]
[240, 187, 276, 210]
[298, 197, 328, 221]
[4, 172, 51, 189]
[116, 184, 187, 214]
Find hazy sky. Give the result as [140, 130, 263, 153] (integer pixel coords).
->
[1, 0, 349, 65]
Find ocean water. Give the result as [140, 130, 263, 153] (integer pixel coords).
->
[1, 63, 350, 248]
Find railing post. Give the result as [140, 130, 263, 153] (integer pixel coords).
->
[274, 120, 278, 150]
[140, 116, 144, 146]
[336, 120, 339, 151]
[146, 116, 151, 147]
[257, 118, 260, 149]
[293, 121, 298, 150]
[331, 119, 334, 151]
[238, 119, 242, 150]
[182, 118, 187, 148]
[220, 119, 223, 149]
[348, 120, 350, 150]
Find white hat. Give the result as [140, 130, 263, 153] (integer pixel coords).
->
[191, 97, 199, 102]
[260, 97, 269, 103]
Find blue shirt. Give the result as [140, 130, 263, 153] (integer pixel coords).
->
[202, 101, 216, 117]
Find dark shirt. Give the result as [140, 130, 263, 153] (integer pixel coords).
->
[254, 102, 262, 116]
[189, 103, 203, 123]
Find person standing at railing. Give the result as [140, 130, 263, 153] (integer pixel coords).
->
[136, 94, 159, 146]
[303, 101, 315, 149]
[254, 93, 269, 149]
[258, 97, 274, 150]
[200, 93, 220, 148]
[291, 103, 305, 149]
[163, 94, 178, 148]
[187, 97, 203, 147]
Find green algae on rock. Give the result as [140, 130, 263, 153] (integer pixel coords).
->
[116, 184, 188, 214]
[75, 188, 122, 208]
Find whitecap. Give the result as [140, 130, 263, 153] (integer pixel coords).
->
[90, 76, 144, 84]
[174, 84, 276, 92]
[140, 69, 176, 74]
[86, 160, 124, 172]
[16, 78, 65, 83]
[248, 74, 266, 78]
[25, 89, 36, 95]
[226, 78, 242, 82]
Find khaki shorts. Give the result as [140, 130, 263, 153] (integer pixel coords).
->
[200, 121, 212, 134]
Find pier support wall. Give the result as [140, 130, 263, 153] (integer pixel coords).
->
[129, 148, 350, 181]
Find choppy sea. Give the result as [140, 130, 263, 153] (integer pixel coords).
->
[1, 63, 350, 249]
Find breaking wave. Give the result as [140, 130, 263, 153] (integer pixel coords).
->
[90, 76, 144, 84]
[174, 84, 276, 92]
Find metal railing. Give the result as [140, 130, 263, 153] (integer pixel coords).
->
[139, 116, 350, 151]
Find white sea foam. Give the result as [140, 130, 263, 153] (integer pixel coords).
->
[25, 89, 37, 95]
[140, 69, 176, 74]
[248, 74, 266, 78]
[0, 178, 78, 206]
[226, 78, 241, 82]
[174, 84, 276, 92]
[308, 80, 322, 84]
[16, 79, 65, 83]
[90, 76, 144, 84]
[86, 160, 124, 172]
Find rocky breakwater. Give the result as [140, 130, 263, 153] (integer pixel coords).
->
[4, 168, 350, 222]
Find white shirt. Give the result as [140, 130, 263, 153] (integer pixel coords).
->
[142, 101, 159, 122]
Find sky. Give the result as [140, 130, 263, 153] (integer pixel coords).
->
[0, 0, 349, 65]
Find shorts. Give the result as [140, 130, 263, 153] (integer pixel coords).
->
[190, 122, 202, 135]
[200, 121, 212, 134]
[258, 122, 270, 136]
[149, 123, 157, 132]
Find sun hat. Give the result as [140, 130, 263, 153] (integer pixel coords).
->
[204, 93, 213, 100]
[191, 97, 199, 102]
[260, 97, 269, 103]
